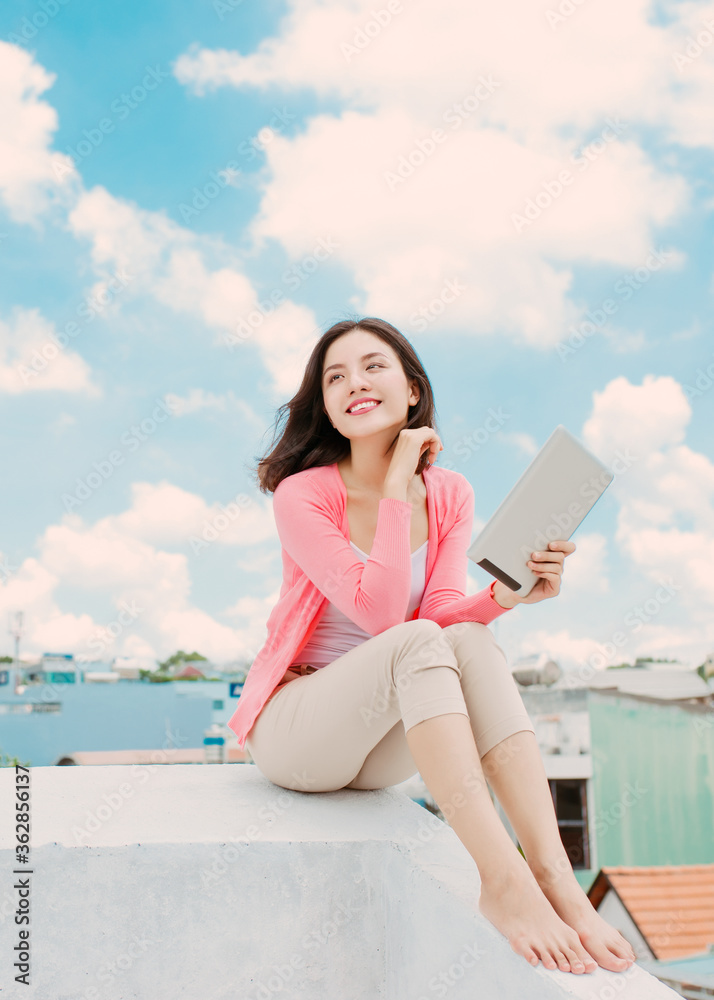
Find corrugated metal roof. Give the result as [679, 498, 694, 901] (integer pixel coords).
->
[586, 668, 713, 701]
[589, 865, 714, 960]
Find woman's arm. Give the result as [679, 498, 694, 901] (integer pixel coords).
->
[418, 479, 576, 624]
[272, 473, 414, 634]
[417, 477, 515, 627]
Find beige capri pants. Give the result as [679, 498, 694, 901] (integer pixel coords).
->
[245, 618, 535, 793]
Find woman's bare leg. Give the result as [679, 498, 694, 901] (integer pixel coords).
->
[405, 713, 599, 974]
[480, 730, 636, 972]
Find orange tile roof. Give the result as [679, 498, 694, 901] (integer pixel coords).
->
[588, 865, 714, 960]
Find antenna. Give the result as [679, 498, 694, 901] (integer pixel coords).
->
[8, 611, 24, 662]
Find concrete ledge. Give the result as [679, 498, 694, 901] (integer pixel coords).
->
[0, 763, 680, 999]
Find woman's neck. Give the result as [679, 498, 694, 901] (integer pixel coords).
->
[337, 457, 424, 499]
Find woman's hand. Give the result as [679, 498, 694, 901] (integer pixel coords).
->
[492, 540, 576, 608]
[517, 539, 576, 604]
[386, 426, 444, 485]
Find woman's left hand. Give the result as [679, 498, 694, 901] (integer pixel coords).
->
[517, 540, 576, 604]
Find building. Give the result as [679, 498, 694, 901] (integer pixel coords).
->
[491, 665, 714, 893]
[587, 864, 714, 961]
[0, 662, 243, 766]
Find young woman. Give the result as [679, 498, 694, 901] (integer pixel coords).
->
[227, 316, 636, 977]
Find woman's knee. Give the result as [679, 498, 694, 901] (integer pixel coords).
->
[392, 620, 459, 691]
[442, 620, 493, 645]
[406, 617, 453, 653]
[399, 617, 443, 639]
[444, 620, 508, 656]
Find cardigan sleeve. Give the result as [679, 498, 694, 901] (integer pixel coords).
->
[272, 474, 414, 635]
[417, 476, 512, 628]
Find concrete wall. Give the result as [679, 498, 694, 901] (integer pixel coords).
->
[0, 763, 681, 999]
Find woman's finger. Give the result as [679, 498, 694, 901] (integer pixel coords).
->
[547, 540, 576, 555]
[532, 549, 564, 564]
[528, 559, 563, 575]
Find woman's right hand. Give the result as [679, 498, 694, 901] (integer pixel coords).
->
[386, 426, 444, 485]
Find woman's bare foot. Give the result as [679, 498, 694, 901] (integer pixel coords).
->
[478, 865, 599, 974]
[530, 856, 637, 973]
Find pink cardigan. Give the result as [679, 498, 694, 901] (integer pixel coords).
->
[227, 461, 511, 748]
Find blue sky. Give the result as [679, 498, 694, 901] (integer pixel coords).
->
[1, 0, 712, 671]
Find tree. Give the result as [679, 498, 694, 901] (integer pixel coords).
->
[156, 650, 208, 672]
[1, 746, 32, 768]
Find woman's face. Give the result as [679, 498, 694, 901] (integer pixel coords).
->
[321, 329, 419, 437]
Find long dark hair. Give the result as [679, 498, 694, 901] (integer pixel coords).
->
[250, 316, 440, 495]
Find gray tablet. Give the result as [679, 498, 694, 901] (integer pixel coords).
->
[467, 425, 614, 596]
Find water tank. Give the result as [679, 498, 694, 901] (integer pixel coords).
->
[511, 652, 561, 686]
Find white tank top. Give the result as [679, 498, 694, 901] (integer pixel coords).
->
[289, 539, 428, 669]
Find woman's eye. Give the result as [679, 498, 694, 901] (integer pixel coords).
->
[329, 364, 382, 383]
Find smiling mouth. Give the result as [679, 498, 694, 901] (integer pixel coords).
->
[347, 401, 381, 414]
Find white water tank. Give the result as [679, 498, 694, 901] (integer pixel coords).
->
[511, 652, 561, 686]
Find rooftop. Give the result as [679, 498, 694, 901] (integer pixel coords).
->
[0, 762, 682, 998]
[589, 865, 714, 960]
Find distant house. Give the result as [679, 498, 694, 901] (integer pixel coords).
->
[38, 652, 79, 684]
[173, 663, 207, 679]
[490, 666, 714, 896]
[587, 864, 714, 962]
[506, 682, 593, 881]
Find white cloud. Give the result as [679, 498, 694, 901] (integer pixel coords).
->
[560, 533, 609, 594]
[110, 480, 276, 548]
[165, 388, 232, 415]
[0, 41, 77, 224]
[223, 589, 281, 661]
[662, 1, 714, 148]
[247, 299, 323, 399]
[628, 622, 712, 668]
[0, 557, 57, 617]
[0, 307, 98, 396]
[30, 611, 99, 654]
[583, 374, 691, 459]
[494, 374, 714, 670]
[502, 432, 539, 457]
[245, 111, 687, 346]
[174, 0, 714, 151]
[581, 374, 714, 650]
[66, 185, 322, 394]
[164, 388, 263, 432]
[174, 0, 695, 345]
[0, 482, 279, 662]
[152, 245, 255, 331]
[516, 627, 608, 669]
[0, 557, 100, 659]
[0, 42, 319, 401]
[68, 185, 192, 294]
[66, 186, 262, 343]
[39, 516, 189, 594]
